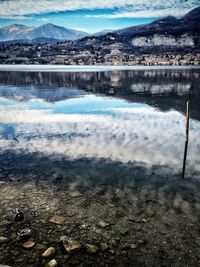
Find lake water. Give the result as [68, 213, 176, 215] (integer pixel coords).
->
[0, 67, 200, 267]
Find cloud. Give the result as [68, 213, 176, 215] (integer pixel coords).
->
[0, 0, 199, 18]
[0, 105, 200, 177]
[87, 7, 195, 19]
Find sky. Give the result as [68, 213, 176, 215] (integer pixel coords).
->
[0, 0, 199, 33]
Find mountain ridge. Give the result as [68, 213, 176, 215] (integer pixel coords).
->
[0, 23, 89, 41]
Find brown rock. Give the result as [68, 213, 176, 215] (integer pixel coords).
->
[23, 239, 35, 249]
[42, 247, 55, 257]
[68, 191, 82, 197]
[49, 215, 64, 225]
[85, 244, 98, 254]
[129, 244, 137, 249]
[45, 259, 57, 267]
[100, 242, 108, 251]
[137, 239, 145, 245]
[63, 240, 81, 253]
[97, 220, 109, 228]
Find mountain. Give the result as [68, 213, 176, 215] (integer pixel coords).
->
[115, 7, 200, 38]
[92, 30, 113, 36]
[28, 23, 88, 40]
[0, 24, 34, 41]
[76, 6, 200, 53]
[0, 23, 89, 41]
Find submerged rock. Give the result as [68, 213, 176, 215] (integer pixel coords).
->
[97, 220, 109, 228]
[60, 236, 81, 252]
[100, 242, 108, 251]
[129, 244, 137, 249]
[128, 215, 146, 223]
[10, 249, 20, 256]
[45, 259, 57, 267]
[49, 215, 64, 225]
[23, 239, 35, 249]
[42, 247, 55, 257]
[137, 239, 146, 245]
[68, 191, 82, 197]
[85, 244, 99, 254]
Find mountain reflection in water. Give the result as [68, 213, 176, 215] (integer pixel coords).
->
[0, 69, 200, 179]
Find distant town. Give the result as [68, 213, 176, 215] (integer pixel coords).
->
[0, 41, 200, 66]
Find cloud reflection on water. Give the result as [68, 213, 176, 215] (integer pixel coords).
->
[0, 95, 200, 177]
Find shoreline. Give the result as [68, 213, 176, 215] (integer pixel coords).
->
[0, 64, 200, 72]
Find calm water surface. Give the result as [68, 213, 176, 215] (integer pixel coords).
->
[0, 68, 200, 267]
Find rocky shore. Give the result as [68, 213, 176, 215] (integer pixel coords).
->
[0, 154, 200, 267]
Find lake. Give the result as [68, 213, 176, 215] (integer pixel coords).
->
[0, 67, 200, 267]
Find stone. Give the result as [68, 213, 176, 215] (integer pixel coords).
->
[119, 228, 129, 236]
[100, 242, 108, 251]
[42, 247, 55, 257]
[64, 241, 81, 252]
[35, 243, 47, 250]
[23, 239, 35, 249]
[109, 249, 115, 254]
[85, 244, 98, 254]
[68, 191, 82, 197]
[137, 239, 145, 245]
[109, 239, 117, 248]
[45, 259, 57, 267]
[128, 215, 147, 223]
[60, 236, 81, 253]
[49, 215, 64, 225]
[0, 236, 8, 243]
[10, 233, 17, 240]
[97, 220, 109, 228]
[129, 244, 137, 249]
[10, 249, 20, 256]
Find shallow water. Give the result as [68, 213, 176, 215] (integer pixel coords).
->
[0, 69, 200, 267]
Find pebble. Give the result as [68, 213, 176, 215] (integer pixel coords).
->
[0, 236, 8, 243]
[100, 242, 108, 251]
[137, 239, 145, 245]
[42, 247, 56, 257]
[60, 236, 81, 252]
[45, 259, 57, 267]
[35, 243, 47, 250]
[49, 215, 64, 225]
[23, 239, 35, 249]
[42, 247, 55, 257]
[85, 244, 99, 254]
[128, 215, 146, 223]
[10, 250, 20, 256]
[129, 244, 137, 249]
[119, 228, 129, 236]
[97, 220, 109, 228]
[68, 191, 82, 197]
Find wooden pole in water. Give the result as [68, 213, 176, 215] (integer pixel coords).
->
[181, 101, 190, 179]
